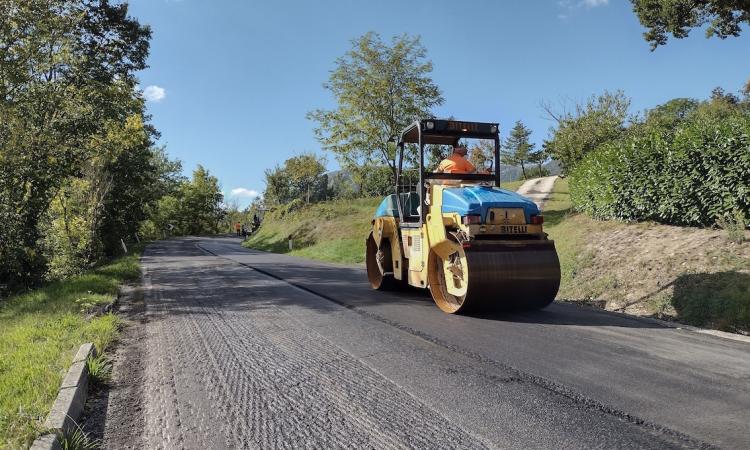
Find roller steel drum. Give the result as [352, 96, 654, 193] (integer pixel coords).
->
[429, 240, 561, 314]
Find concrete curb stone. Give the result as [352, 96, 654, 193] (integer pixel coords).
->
[29, 343, 97, 450]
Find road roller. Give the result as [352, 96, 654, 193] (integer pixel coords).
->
[366, 119, 561, 314]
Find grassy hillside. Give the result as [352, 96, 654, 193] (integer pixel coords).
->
[244, 197, 379, 264]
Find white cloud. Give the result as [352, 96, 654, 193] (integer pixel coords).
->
[230, 188, 260, 198]
[557, 0, 608, 19]
[143, 85, 166, 102]
[581, 0, 608, 7]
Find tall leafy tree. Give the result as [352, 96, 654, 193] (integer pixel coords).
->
[543, 90, 631, 173]
[263, 153, 328, 205]
[528, 146, 548, 177]
[631, 0, 750, 49]
[285, 153, 328, 204]
[179, 166, 225, 236]
[504, 121, 535, 179]
[308, 32, 443, 183]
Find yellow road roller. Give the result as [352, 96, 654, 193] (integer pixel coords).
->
[366, 119, 560, 314]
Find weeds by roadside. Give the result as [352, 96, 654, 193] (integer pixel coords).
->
[0, 250, 140, 449]
[59, 420, 101, 450]
[86, 355, 113, 386]
[716, 209, 748, 244]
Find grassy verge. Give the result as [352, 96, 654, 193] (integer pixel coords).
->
[500, 179, 525, 191]
[0, 249, 142, 449]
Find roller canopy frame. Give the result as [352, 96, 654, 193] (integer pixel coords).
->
[395, 119, 502, 227]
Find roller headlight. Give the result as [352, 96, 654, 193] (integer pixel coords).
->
[490, 125, 498, 133]
[425, 121, 435, 130]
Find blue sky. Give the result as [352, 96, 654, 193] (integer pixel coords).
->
[129, 0, 749, 208]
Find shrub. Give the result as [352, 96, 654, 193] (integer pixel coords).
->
[570, 111, 750, 226]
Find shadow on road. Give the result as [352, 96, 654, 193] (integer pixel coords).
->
[672, 271, 750, 333]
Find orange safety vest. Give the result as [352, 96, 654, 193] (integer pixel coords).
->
[437, 153, 476, 174]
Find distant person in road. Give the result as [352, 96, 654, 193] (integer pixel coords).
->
[241, 224, 247, 238]
[234, 222, 241, 236]
[436, 144, 476, 174]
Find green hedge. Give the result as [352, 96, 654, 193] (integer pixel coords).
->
[570, 112, 750, 226]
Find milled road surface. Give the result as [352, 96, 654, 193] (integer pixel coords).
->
[100, 237, 750, 449]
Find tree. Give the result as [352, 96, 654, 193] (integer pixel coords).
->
[469, 140, 495, 172]
[543, 90, 631, 173]
[285, 154, 328, 204]
[308, 32, 443, 184]
[645, 97, 700, 128]
[263, 153, 328, 205]
[631, 0, 750, 49]
[504, 121, 535, 179]
[528, 146, 548, 177]
[180, 166, 225, 235]
[0, 0, 151, 288]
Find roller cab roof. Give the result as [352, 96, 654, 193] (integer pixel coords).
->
[398, 119, 499, 145]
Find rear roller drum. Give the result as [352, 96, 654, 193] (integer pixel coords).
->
[366, 233, 399, 290]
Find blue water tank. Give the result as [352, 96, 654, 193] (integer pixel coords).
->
[441, 186, 539, 222]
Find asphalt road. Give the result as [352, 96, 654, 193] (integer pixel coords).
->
[102, 236, 750, 449]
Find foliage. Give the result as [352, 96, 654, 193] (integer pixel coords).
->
[354, 164, 397, 197]
[141, 166, 225, 237]
[86, 354, 113, 385]
[527, 145, 549, 177]
[569, 103, 750, 226]
[264, 153, 328, 205]
[630, 0, 750, 49]
[503, 121, 535, 179]
[0, 0, 152, 289]
[544, 90, 631, 173]
[468, 140, 495, 172]
[0, 250, 139, 449]
[308, 32, 443, 185]
[716, 209, 748, 243]
[60, 422, 101, 450]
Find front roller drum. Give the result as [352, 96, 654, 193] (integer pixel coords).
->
[429, 241, 561, 314]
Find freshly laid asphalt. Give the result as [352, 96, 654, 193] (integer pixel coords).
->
[105, 236, 750, 449]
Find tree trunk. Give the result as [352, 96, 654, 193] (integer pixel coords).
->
[520, 162, 526, 179]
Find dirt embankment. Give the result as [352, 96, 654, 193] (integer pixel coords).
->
[554, 210, 749, 333]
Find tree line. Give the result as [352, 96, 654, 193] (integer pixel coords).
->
[1, 1, 224, 292]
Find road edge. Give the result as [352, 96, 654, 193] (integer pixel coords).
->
[563, 301, 750, 344]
